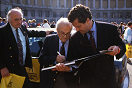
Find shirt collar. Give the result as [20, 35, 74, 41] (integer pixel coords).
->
[10, 23, 16, 32]
[59, 39, 69, 46]
[90, 21, 96, 32]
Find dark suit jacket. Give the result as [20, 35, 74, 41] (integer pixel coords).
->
[67, 21, 126, 88]
[39, 34, 76, 88]
[0, 23, 32, 80]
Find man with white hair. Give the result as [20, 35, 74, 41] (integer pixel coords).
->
[0, 7, 32, 88]
[39, 18, 75, 88]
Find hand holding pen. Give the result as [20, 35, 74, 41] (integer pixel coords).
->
[56, 51, 66, 63]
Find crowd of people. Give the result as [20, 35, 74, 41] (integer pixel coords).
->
[0, 17, 56, 29]
[0, 4, 131, 88]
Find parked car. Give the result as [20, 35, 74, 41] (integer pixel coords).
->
[114, 54, 129, 88]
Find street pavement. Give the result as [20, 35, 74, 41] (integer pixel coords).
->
[127, 58, 132, 88]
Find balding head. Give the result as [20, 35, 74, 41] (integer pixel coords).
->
[7, 7, 23, 22]
[56, 18, 73, 42]
[56, 18, 72, 30]
[6, 7, 23, 29]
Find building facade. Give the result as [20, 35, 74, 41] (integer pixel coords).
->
[0, 0, 132, 23]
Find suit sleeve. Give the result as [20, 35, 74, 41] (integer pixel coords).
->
[21, 25, 46, 37]
[111, 25, 126, 59]
[0, 30, 7, 69]
[38, 37, 57, 68]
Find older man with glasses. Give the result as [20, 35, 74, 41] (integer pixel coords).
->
[39, 18, 76, 88]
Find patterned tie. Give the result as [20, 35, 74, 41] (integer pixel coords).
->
[60, 42, 65, 56]
[88, 31, 96, 52]
[16, 29, 23, 65]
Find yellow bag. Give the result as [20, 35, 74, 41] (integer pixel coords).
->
[25, 59, 40, 82]
[126, 44, 132, 58]
[0, 73, 25, 88]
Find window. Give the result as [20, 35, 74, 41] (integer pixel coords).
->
[95, 0, 100, 8]
[30, 0, 35, 5]
[38, 10, 42, 17]
[31, 10, 35, 17]
[126, 0, 132, 8]
[111, 12, 116, 18]
[53, 0, 57, 8]
[14, 0, 20, 4]
[45, 11, 50, 17]
[110, 0, 116, 8]
[45, 0, 50, 7]
[118, 0, 124, 8]
[96, 13, 100, 18]
[103, 13, 107, 18]
[103, 0, 108, 8]
[22, 0, 28, 5]
[88, 0, 93, 8]
[24, 9, 28, 16]
[38, 0, 42, 6]
[67, 0, 71, 8]
[73, 0, 77, 6]
[53, 12, 56, 17]
[60, 0, 64, 8]
[125, 12, 131, 19]
[118, 12, 123, 18]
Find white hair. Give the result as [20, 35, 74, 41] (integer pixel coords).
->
[6, 7, 23, 22]
[56, 17, 72, 29]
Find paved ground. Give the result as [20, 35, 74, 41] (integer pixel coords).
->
[127, 58, 132, 88]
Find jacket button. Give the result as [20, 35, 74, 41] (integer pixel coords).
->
[54, 79, 56, 81]
[9, 47, 12, 50]
[13, 64, 14, 66]
[56, 72, 58, 74]
[10, 56, 13, 58]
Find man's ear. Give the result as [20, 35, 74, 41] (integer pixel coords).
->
[86, 18, 90, 22]
[86, 18, 90, 24]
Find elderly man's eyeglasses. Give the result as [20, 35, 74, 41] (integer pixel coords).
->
[59, 31, 71, 37]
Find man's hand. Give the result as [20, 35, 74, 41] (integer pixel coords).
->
[56, 55, 66, 63]
[107, 46, 120, 56]
[0, 67, 10, 77]
[55, 63, 71, 72]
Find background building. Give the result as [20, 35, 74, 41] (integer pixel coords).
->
[0, 0, 132, 23]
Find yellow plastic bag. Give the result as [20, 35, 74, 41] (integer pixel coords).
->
[126, 44, 132, 58]
[0, 73, 25, 88]
[25, 59, 40, 82]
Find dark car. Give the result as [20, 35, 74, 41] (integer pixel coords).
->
[114, 54, 129, 88]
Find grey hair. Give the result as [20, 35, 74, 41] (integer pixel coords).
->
[6, 7, 23, 22]
[56, 17, 72, 29]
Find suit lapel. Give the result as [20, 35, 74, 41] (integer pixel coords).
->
[95, 22, 103, 51]
[6, 23, 18, 49]
[55, 35, 59, 52]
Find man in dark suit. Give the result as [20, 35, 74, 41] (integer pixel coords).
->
[65, 4, 126, 88]
[0, 7, 32, 88]
[39, 18, 76, 88]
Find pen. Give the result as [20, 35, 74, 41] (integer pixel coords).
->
[57, 51, 61, 56]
